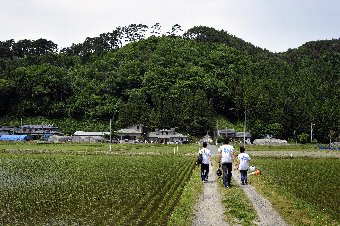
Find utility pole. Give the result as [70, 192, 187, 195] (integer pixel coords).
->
[310, 123, 315, 143]
[110, 119, 112, 143]
[243, 110, 247, 147]
[215, 120, 218, 145]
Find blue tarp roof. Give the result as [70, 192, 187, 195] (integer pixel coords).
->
[0, 135, 29, 141]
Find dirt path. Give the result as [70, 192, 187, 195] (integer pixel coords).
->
[248, 150, 340, 158]
[192, 145, 288, 226]
[233, 172, 288, 226]
[192, 163, 229, 226]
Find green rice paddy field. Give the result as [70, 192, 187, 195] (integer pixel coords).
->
[0, 143, 197, 225]
[0, 142, 339, 225]
[252, 157, 340, 225]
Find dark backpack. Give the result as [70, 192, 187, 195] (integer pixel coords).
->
[197, 150, 203, 164]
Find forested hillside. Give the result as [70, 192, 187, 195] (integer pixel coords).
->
[0, 25, 339, 142]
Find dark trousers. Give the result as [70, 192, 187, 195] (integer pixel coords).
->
[201, 163, 209, 181]
[222, 162, 232, 186]
[240, 170, 248, 184]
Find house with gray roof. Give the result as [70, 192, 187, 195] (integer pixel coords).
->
[73, 131, 110, 142]
[217, 128, 252, 144]
[217, 128, 237, 138]
[146, 128, 188, 144]
[0, 126, 19, 135]
[16, 124, 63, 140]
[116, 125, 189, 144]
[116, 124, 145, 142]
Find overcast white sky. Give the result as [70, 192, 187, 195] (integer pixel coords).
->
[1, 0, 339, 52]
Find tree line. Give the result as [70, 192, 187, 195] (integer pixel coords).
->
[0, 24, 339, 142]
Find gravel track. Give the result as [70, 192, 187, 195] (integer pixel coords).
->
[192, 164, 229, 226]
[233, 172, 288, 226]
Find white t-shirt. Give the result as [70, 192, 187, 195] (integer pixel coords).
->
[218, 144, 234, 163]
[238, 152, 251, 170]
[199, 148, 211, 164]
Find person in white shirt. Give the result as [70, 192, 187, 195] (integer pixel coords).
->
[237, 146, 251, 185]
[198, 142, 213, 182]
[218, 139, 235, 188]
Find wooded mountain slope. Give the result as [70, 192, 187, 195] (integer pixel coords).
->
[1, 25, 339, 142]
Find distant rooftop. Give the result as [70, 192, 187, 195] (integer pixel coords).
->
[21, 124, 58, 129]
[117, 128, 143, 134]
[74, 131, 110, 136]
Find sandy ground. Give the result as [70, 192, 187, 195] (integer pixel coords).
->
[192, 145, 289, 226]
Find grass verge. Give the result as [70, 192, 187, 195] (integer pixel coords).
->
[167, 166, 203, 226]
[216, 167, 258, 225]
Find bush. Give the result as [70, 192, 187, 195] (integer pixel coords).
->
[298, 133, 309, 144]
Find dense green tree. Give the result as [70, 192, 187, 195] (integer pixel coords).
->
[0, 25, 339, 140]
[11, 63, 71, 117]
[0, 78, 15, 116]
[0, 39, 15, 58]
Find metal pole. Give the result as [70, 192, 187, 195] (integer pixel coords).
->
[244, 110, 246, 147]
[311, 123, 313, 143]
[110, 119, 112, 143]
[310, 123, 315, 143]
[215, 120, 218, 145]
